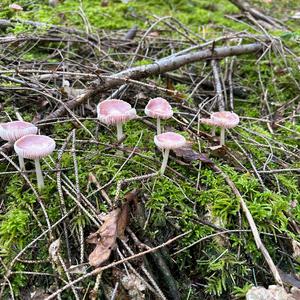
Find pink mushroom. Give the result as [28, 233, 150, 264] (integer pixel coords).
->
[211, 111, 239, 146]
[154, 132, 186, 174]
[145, 97, 173, 134]
[97, 99, 137, 142]
[9, 3, 23, 12]
[14, 135, 56, 190]
[0, 121, 38, 170]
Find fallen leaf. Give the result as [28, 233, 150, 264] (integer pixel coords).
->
[87, 200, 131, 267]
[172, 142, 213, 164]
[87, 209, 120, 266]
[89, 244, 112, 267]
[117, 202, 129, 240]
[172, 142, 200, 162]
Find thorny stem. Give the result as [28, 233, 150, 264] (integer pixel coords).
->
[160, 149, 170, 175]
[35, 159, 44, 190]
[157, 118, 161, 135]
[116, 122, 123, 142]
[18, 156, 25, 171]
[220, 127, 225, 146]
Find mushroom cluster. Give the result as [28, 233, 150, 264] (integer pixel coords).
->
[97, 97, 183, 175]
[0, 120, 55, 190]
[96, 98, 240, 175]
[1, 97, 241, 190]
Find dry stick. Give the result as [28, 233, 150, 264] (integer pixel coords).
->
[228, 0, 287, 30]
[211, 59, 225, 111]
[0, 43, 264, 155]
[114, 172, 159, 204]
[71, 130, 85, 264]
[58, 255, 80, 300]
[210, 163, 283, 285]
[46, 43, 263, 121]
[44, 230, 191, 300]
[56, 132, 73, 265]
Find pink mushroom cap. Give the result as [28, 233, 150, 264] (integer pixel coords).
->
[14, 134, 56, 159]
[0, 121, 38, 142]
[145, 97, 173, 119]
[9, 3, 23, 11]
[154, 132, 186, 150]
[211, 111, 240, 129]
[200, 118, 218, 126]
[97, 99, 137, 125]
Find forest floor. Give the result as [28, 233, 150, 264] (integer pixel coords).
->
[0, 0, 300, 299]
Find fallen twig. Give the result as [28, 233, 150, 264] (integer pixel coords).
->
[209, 163, 283, 285]
[44, 230, 191, 299]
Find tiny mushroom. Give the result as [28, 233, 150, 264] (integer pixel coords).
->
[97, 99, 137, 142]
[211, 111, 240, 146]
[14, 134, 56, 190]
[0, 121, 38, 170]
[154, 132, 186, 175]
[9, 3, 23, 12]
[145, 97, 173, 134]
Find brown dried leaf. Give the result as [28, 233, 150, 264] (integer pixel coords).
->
[124, 189, 139, 204]
[89, 244, 112, 267]
[88, 208, 120, 267]
[117, 203, 129, 240]
[172, 142, 213, 165]
[172, 142, 200, 162]
[87, 188, 139, 267]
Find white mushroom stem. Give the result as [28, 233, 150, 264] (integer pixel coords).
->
[116, 123, 123, 142]
[160, 148, 170, 175]
[34, 159, 44, 190]
[18, 156, 25, 171]
[156, 118, 161, 135]
[220, 127, 225, 146]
